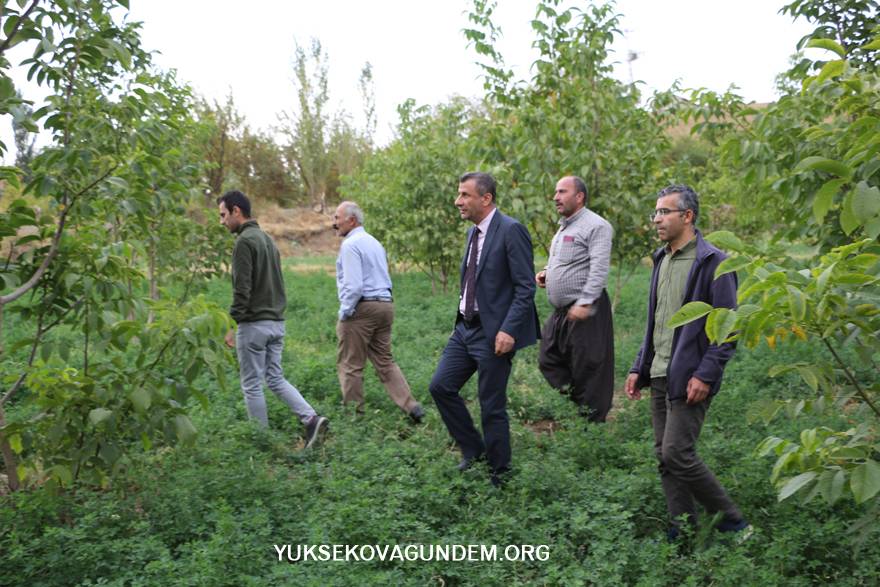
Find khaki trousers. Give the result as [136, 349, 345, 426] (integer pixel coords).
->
[336, 301, 418, 413]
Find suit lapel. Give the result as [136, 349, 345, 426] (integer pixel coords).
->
[476, 210, 501, 280]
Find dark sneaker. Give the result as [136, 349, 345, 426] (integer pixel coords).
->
[408, 404, 425, 424]
[304, 415, 328, 449]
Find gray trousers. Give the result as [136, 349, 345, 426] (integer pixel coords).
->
[651, 378, 742, 527]
[236, 320, 316, 427]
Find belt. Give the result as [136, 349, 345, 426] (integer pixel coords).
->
[458, 312, 481, 329]
[359, 296, 392, 303]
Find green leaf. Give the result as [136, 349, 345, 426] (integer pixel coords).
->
[786, 285, 806, 321]
[704, 230, 743, 252]
[40, 340, 53, 362]
[865, 216, 880, 240]
[89, 408, 113, 426]
[130, 388, 151, 412]
[794, 156, 853, 179]
[50, 465, 73, 487]
[8, 434, 22, 454]
[768, 364, 796, 377]
[779, 471, 817, 501]
[174, 414, 197, 443]
[829, 469, 846, 504]
[715, 255, 750, 278]
[796, 365, 819, 392]
[747, 398, 782, 425]
[705, 307, 737, 343]
[851, 181, 880, 219]
[174, 414, 197, 442]
[850, 460, 880, 503]
[862, 38, 880, 51]
[816, 59, 846, 83]
[106, 176, 129, 191]
[816, 262, 836, 296]
[840, 190, 860, 235]
[666, 301, 713, 329]
[805, 38, 846, 57]
[812, 178, 846, 223]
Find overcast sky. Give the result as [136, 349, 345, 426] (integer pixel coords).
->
[125, 0, 814, 144]
[3, 1, 815, 158]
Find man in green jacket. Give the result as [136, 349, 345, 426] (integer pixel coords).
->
[218, 190, 327, 448]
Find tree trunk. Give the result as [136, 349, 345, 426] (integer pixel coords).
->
[0, 404, 20, 492]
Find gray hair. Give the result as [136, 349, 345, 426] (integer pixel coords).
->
[657, 184, 699, 225]
[338, 201, 364, 225]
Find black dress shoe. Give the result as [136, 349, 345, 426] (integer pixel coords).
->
[490, 467, 511, 488]
[457, 454, 485, 472]
[408, 404, 425, 424]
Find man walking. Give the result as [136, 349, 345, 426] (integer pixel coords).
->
[218, 190, 327, 448]
[429, 172, 540, 486]
[535, 176, 614, 422]
[624, 184, 750, 540]
[332, 201, 425, 422]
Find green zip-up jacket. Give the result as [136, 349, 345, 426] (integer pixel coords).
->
[230, 220, 286, 323]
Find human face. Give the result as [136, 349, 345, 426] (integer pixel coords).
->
[553, 177, 584, 217]
[653, 193, 693, 245]
[218, 202, 242, 233]
[455, 179, 492, 224]
[332, 204, 357, 237]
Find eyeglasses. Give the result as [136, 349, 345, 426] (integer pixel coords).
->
[649, 208, 688, 221]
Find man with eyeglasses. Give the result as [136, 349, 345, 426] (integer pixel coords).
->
[625, 184, 751, 542]
[535, 176, 614, 422]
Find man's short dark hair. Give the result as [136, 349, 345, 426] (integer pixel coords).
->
[657, 184, 699, 225]
[570, 176, 588, 206]
[217, 190, 252, 218]
[459, 171, 497, 202]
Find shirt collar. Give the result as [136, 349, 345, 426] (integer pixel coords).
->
[345, 226, 365, 239]
[476, 207, 497, 234]
[236, 219, 259, 235]
[665, 235, 697, 256]
[559, 206, 587, 228]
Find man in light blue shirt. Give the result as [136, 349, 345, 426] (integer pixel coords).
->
[333, 201, 424, 422]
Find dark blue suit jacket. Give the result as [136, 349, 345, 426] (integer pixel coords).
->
[459, 209, 540, 351]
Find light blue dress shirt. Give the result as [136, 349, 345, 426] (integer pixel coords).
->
[336, 226, 393, 321]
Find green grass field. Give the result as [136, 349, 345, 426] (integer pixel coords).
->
[2, 259, 879, 586]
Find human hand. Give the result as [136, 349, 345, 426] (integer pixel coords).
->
[686, 376, 710, 404]
[624, 373, 642, 400]
[566, 304, 592, 321]
[224, 329, 236, 349]
[536, 270, 547, 288]
[495, 331, 515, 355]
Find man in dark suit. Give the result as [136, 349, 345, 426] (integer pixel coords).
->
[429, 172, 540, 486]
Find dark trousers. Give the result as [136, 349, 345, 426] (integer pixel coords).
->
[538, 289, 614, 422]
[429, 320, 514, 473]
[651, 378, 742, 527]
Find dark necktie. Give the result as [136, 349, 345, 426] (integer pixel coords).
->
[463, 228, 480, 320]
